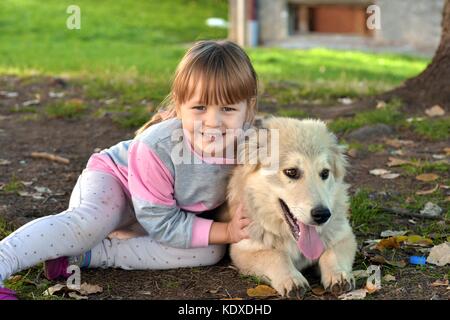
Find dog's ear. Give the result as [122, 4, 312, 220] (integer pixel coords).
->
[330, 137, 348, 181]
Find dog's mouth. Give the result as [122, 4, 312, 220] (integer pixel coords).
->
[278, 198, 326, 260]
[279, 198, 299, 241]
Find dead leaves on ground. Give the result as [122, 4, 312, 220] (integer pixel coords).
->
[43, 282, 103, 300]
[246, 284, 278, 298]
[426, 242, 450, 266]
[416, 173, 440, 182]
[375, 235, 434, 251]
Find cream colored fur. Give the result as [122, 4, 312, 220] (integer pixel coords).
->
[224, 116, 357, 297]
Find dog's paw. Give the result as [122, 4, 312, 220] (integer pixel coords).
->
[271, 271, 310, 298]
[321, 270, 355, 295]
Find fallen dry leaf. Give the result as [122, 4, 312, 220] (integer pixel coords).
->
[347, 148, 358, 158]
[370, 255, 407, 268]
[369, 168, 390, 176]
[43, 282, 102, 297]
[78, 283, 103, 295]
[380, 173, 400, 179]
[444, 147, 450, 156]
[376, 237, 400, 251]
[68, 292, 89, 300]
[365, 281, 381, 294]
[0, 159, 11, 165]
[380, 230, 408, 238]
[396, 235, 433, 247]
[338, 289, 367, 300]
[427, 242, 450, 266]
[246, 284, 278, 297]
[376, 100, 386, 109]
[387, 157, 414, 167]
[425, 105, 445, 117]
[311, 286, 326, 296]
[383, 274, 396, 282]
[384, 139, 414, 148]
[43, 284, 68, 296]
[415, 173, 439, 182]
[416, 184, 439, 195]
[431, 279, 449, 287]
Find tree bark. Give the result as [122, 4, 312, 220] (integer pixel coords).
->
[381, 0, 450, 111]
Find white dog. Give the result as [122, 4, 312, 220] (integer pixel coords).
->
[222, 116, 357, 297]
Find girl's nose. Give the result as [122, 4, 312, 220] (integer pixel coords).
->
[204, 110, 221, 128]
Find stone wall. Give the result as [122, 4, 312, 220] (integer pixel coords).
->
[228, 0, 445, 50]
[376, 0, 444, 49]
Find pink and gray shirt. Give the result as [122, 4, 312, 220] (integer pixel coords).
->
[85, 118, 243, 249]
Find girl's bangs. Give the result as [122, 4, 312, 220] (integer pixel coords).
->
[177, 67, 256, 107]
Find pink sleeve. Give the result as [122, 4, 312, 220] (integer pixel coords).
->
[191, 216, 214, 247]
[128, 140, 175, 206]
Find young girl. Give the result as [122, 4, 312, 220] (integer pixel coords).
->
[0, 40, 258, 299]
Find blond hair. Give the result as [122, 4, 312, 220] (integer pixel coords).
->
[134, 40, 258, 136]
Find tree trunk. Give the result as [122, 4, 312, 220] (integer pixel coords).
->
[381, 0, 450, 111]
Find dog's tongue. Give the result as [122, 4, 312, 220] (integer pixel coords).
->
[297, 222, 325, 260]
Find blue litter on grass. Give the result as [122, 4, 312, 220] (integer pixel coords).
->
[409, 256, 427, 265]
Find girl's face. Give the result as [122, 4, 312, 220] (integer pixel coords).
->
[177, 87, 248, 158]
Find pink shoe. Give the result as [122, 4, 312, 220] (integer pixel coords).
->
[44, 256, 71, 280]
[0, 287, 18, 300]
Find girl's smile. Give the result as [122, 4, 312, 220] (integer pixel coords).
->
[177, 86, 248, 158]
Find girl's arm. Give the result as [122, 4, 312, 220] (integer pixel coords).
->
[129, 139, 214, 249]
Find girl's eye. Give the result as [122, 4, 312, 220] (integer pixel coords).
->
[193, 105, 206, 111]
[222, 107, 236, 112]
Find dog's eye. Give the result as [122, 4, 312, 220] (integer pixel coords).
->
[283, 168, 301, 179]
[320, 169, 330, 180]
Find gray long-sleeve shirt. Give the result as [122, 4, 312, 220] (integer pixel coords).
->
[85, 118, 242, 248]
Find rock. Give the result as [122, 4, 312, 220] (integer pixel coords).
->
[347, 124, 394, 141]
[419, 202, 443, 218]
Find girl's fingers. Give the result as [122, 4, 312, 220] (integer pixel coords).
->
[240, 218, 251, 227]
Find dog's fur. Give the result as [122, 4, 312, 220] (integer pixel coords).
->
[220, 116, 357, 297]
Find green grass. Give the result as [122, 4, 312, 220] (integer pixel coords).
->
[275, 108, 308, 118]
[349, 189, 384, 231]
[0, 216, 13, 239]
[2, 174, 24, 193]
[406, 117, 450, 141]
[367, 143, 385, 153]
[239, 274, 264, 285]
[399, 160, 450, 176]
[328, 98, 404, 134]
[0, 1, 430, 128]
[3, 266, 66, 300]
[45, 100, 89, 119]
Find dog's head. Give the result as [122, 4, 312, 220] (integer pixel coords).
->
[234, 116, 349, 257]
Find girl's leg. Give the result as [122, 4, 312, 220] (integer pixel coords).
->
[88, 236, 226, 270]
[0, 169, 135, 284]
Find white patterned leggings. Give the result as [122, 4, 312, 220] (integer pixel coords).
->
[0, 169, 226, 285]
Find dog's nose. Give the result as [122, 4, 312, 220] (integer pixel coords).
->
[311, 207, 331, 224]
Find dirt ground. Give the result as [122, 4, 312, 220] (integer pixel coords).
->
[0, 76, 448, 300]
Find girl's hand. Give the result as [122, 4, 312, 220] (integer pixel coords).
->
[226, 203, 251, 243]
